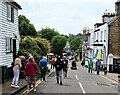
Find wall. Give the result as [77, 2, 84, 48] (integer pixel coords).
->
[109, 16, 120, 58]
[0, 2, 20, 67]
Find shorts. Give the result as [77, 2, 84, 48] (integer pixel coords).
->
[26, 76, 36, 85]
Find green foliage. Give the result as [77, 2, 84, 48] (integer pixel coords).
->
[51, 35, 67, 55]
[19, 15, 37, 36]
[34, 37, 51, 56]
[38, 27, 59, 42]
[78, 44, 82, 53]
[19, 36, 51, 62]
[68, 33, 83, 51]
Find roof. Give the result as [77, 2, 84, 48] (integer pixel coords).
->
[108, 15, 120, 25]
[11, 2, 22, 9]
[6, 0, 22, 9]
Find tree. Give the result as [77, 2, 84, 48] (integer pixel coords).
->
[19, 36, 51, 62]
[38, 28, 59, 42]
[70, 37, 82, 51]
[51, 35, 67, 55]
[68, 33, 83, 51]
[19, 15, 37, 36]
[34, 37, 51, 56]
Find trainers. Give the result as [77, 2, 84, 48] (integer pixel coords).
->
[14, 85, 20, 88]
[11, 84, 15, 87]
[33, 89, 36, 92]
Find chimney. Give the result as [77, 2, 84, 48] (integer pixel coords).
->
[102, 12, 115, 23]
[115, 0, 120, 16]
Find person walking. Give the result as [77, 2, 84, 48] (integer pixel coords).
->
[96, 59, 101, 75]
[11, 57, 22, 88]
[62, 56, 69, 78]
[54, 56, 64, 85]
[50, 55, 55, 69]
[39, 56, 48, 81]
[88, 59, 93, 73]
[25, 56, 38, 92]
[81, 59, 85, 67]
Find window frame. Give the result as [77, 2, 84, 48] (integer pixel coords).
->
[101, 31, 103, 42]
[6, 37, 13, 53]
[7, 4, 14, 22]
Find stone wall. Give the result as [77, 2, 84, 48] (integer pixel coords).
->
[109, 17, 120, 57]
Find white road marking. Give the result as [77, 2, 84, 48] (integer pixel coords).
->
[79, 82, 86, 94]
[75, 75, 86, 94]
[75, 75, 79, 81]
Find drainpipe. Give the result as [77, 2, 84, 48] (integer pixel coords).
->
[107, 24, 111, 72]
[108, 24, 110, 57]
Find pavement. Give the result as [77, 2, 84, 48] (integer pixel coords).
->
[100, 71, 118, 82]
[0, 63, 53, 95]
[0, 63, 119, 95]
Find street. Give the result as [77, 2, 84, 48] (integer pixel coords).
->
[27, 61, 119, 95]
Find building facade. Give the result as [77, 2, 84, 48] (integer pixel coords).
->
[107, 0, 120, 73]
[0, 1, 21, 66]
[0, 1, 21, 83]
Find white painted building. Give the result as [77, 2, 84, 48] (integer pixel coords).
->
[93, 13, 115, 71]
[86, 30, 94, 59]
[0, 1, 21, 67]
[82, 28, 94, 66]
[93, 23, 109, 65]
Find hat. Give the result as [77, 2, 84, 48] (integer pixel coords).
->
[43, 56, 47, 59]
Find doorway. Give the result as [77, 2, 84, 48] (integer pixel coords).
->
[13, 39, 16, 60]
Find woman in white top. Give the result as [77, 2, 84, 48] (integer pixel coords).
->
[11, 57, 23, 88]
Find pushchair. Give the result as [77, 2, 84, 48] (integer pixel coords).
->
[71, 60, 77, 70]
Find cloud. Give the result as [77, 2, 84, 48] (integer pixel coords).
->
[16, 0, 116, 35]
[16, 0, 115, 3]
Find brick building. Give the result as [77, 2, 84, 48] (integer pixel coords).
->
[108, 0, 120, 73]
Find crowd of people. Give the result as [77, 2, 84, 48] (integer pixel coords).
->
[81, 58, 102, 75]
[10, 52, 103, 92]
[10, 53, 70, 91]
[11, 54, 38, 91]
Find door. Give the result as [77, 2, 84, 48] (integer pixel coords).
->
[13, 39, 16, 60]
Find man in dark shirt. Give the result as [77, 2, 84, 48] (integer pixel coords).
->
[54, 56, 64, 85]
[96, 59, 101, 75]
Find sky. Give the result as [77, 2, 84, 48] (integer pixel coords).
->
[15, 0, 116, 36]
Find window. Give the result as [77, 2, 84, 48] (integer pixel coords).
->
[6, 37, 13, 52]
[97, 32, 99, 42]
[104, 30, 106, 42]
[101, 31, 103, 42]
[7, 4, 14, 22]
[101, 49, 103, 59]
